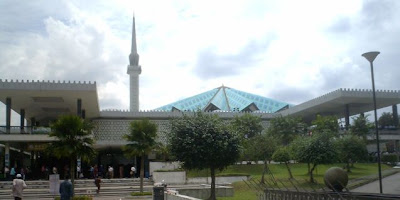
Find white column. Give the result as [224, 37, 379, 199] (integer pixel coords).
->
[127, 65, 141, 112]
[130, 73, 140, 111]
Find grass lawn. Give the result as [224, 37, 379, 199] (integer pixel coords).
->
[186, 163, 391, 200]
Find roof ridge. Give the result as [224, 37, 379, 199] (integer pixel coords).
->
[204, 87, 223, 111]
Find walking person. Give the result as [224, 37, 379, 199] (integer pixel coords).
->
[12, 174, 27, 200]
[93, 165, 98, 178]
[10, 166, 16, 180]
[89, 165, 94, 178]
[4, 165, 10, 181]
[76, 165, 81, 179]
[94, 176, 102, 194]
[20, 168, 25, 180]
[59, 175, 73, 200]
[130, 166, 136, 178]
[108, 166, 114, 179]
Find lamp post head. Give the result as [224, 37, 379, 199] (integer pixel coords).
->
[362, 51, 380, 63]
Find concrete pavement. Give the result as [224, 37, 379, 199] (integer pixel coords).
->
[351, 170, 400, 194]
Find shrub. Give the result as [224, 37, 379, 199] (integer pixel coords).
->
[154, 168, 184, 172]
[54, 196, 92, 200]
[131, 191, 152, 196]
[216, 173, 250, 177]
[381, 154, 399, 165]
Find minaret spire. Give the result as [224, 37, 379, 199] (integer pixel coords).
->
[127, 13, 142, 112]
[129, 14, 139, 66]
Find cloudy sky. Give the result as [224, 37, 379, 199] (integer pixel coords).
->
[1, 0, 399, 124]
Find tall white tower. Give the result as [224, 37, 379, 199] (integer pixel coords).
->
[127, 15, 141, 111]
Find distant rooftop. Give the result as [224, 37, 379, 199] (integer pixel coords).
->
[154, 86, 291, 113]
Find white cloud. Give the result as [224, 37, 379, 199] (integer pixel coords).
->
[0, 0, 399, 122]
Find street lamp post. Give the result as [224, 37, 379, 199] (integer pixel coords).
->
[362, 51, 383, 194]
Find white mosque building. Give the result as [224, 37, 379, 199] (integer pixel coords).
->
[1, 15, 399, 179]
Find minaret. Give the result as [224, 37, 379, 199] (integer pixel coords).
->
[127, 14, 142, 111]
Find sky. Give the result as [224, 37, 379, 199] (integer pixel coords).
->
[0, 0, 399, 124]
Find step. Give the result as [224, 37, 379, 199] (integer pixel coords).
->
[0, 185, 154, 200]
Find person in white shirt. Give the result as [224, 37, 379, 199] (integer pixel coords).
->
[12, 174, 27, 200]
[130, 166, 136, 178]
[108, 166, 114, 179]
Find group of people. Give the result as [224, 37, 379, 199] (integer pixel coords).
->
[5, 164, 138, 199]
[88, 164, 137, 179]
[4, 166, 29, 181]
[8, 172, 73, 200]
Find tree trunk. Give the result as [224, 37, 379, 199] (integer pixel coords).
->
[260, 159, 267, 184]
[285, 162, 293, 179]
[346, 161, 351, 172]
[208, 167, 216, 200]
[140, 154, 145, 193]
[309, 163, 317, 183]
[307, 162, 311, 175]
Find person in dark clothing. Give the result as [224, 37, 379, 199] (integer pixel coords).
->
[59, 175, 73, 200]
[95, 176, 102, 193]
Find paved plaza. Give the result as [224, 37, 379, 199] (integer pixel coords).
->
[351, 171, 400, 194]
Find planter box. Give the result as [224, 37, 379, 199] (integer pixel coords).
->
[187, 176, 250, 184]
[154, 170, 249, 185]
[153, 171, 186, 185]
[150, 161, 181, 176]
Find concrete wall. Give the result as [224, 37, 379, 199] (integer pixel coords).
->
[153, 170, 249, 185]
[153, 171, 186, 184]
[176, 186, 234, 199]
[186, 176, 249, 184]
[150, 161, 181, 175]
[165, 190, 200, 200]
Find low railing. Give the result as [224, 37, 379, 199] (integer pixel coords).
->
[259, 189, 400, 200]
[0, 126, 51, 134]
[244, 177, 400, 200]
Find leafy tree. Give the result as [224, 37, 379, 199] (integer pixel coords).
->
[292, 134, 338, 183]
[244, 134, 278, 183]
[267, 116, 306, 145]
[311, 115, 339, 134]
[378, 112, 394, 128]
[272, 146, 293, 179]
[48, 115, 96, 189]
[335, 135, 368, 172]
[169, 111, 240, 200]
[123, 119, 158, 193]
[230, 113, 263, 139]
[155, 143, 173, 161]
[350, 114, 372, 140]
[230, 114, 263, 164]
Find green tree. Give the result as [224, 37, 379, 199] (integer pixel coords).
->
[272, 146, 293, 179]
[230, 113, 263, 139]
[230, 114, 264, 164]
[169, 111, 240, 200]
[378, 112, 394, 128]
[48, 115, 96, 189]
[311, 115, 339, 134]
[267, 116, 306, 145]
[335, 135, 368, 172]
[123, 119, 158, 193]
[245, 134, 278, 183]
[350, 114, 372, 140]
[155, 143, 173, 161]
[292, 134, 338, 183]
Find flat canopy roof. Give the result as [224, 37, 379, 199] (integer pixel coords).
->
[279, 88, 400, 123]
[0, 79, 100, 125]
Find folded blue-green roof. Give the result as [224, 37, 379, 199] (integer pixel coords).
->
[154, 86, 291, 113]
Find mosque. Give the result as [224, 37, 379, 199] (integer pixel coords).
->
[1, 16, 399, 179]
